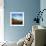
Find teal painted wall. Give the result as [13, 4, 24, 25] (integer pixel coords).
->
[4, 0, 40, 42]
[40, 0, 46, 27]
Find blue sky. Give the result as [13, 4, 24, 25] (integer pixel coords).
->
[12, 13, 23, 21]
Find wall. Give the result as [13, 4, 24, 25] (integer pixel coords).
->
[40, 0, 46, 27]
[4, 0, 40, 42]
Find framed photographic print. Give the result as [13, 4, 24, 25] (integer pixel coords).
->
[10, 12, 24, 26]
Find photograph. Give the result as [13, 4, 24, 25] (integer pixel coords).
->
[10, 12, 24, 26]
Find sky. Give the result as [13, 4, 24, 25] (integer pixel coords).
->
[12, 13, 23, 21]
